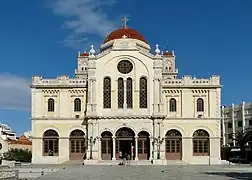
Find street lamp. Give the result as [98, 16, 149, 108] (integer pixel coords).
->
[154, 136, 164, 159]
[89, 136, 97, 159]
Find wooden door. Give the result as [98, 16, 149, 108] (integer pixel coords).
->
[165, 139, 181, 160]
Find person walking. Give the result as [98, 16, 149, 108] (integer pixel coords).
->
[118, 151, 123, 165]
[126, 153, 131, 166]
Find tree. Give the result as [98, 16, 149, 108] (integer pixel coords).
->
[232, 131, 250, 158]
[3, 148, 32, 162]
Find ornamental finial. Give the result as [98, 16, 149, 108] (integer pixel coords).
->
[121, 16, 129, 28]
[155, 44, 161, 54]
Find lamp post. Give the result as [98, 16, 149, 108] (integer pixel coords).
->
[155, 122, 164, 159]
[89, 136, 97, 159]
[154, 136, 164, 159]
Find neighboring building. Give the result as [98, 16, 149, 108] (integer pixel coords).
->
[0, 123, 16, 155]
[221, 102, 252, 146]
[0, 123, 32, 155]
[6, 136, 32, 151]
[30, 18, 222, 165]
[0, 123, 16, 141]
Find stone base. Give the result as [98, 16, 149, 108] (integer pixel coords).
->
[153, 159, 167, 165]
[84, 160, 99, 165]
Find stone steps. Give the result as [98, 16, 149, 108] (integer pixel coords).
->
[62, 160, 83, 165]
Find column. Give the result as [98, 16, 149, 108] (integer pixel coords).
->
[153, 79, 158, 112]
[232, 103, 235, 146]
[112, 136, 116, 160]
[221, 106, 226, 146]
[242, 101, 245, 132]
[149, 136, 153, 160]
[182, 137, 192, 162]
[123, 79, 127, 109]
[92, 80, 96, 111]
[135, 136, 139, 160]
[97, 137, 101, 160]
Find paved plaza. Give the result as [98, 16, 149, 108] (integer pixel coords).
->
[31, 165, 252, 180]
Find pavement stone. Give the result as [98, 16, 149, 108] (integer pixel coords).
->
[35, 165, 252, 180]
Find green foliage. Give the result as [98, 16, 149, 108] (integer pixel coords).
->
[233, 131, 250, 147]
[3, 148, 32, 162]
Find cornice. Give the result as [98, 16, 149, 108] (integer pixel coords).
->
[86, 115, 152, 119]
[30, 85, 87, 89]
[32, 117, 85, 120]
[162, 85, 222, 88]
[165, 117, 221, 121]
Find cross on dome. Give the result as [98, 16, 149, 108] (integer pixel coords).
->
[122, 34, 127, 39]
[121, 16, 129, 28]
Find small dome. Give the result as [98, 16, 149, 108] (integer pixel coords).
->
[104, 27, 147, 44]
[163, 51, 173, 56]
[80, 52, 89, 57]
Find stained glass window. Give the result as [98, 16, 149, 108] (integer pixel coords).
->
[126, 78, 132, 108]
[117, 60, 133, 74]
[103, 77, 111, 108]
[118, 78, 124, 108]
[139, 77, 147, 108]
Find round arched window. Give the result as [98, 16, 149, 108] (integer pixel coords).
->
[0, 143, 2, 150]
[117, 60, 133, 74]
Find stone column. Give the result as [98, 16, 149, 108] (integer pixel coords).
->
[112, 136, 116, 160]
[209, 137, 221, 164]
[97, 137, 101, 160]
[135, 136, 139, 160]
[182, 137, 192, 162]
[92, 80, 96, 111]
[149, 136, 153, 160]
[123, 79, 127, 109]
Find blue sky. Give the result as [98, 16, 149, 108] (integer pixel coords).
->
[0, 0, 251, 135]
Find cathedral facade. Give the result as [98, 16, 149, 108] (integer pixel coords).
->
[30, 22, 222, 165]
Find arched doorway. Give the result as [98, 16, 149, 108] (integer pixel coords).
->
[101, 131, 113, 160]
[165, 129, 182, 160]
[115, 127, 135, 160]
[43, 129, 59, 156]
[193, 129, 210, 156]
[69, 130, 85, 160]
[137, 131, 150, 160]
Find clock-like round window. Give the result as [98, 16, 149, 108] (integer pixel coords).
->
[117, 60, 133, 74]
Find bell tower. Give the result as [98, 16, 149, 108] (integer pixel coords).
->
[75, 51, 88, 79]
[162, 51, 178, 79]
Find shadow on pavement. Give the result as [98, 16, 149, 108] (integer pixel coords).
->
[203, 172, 252, 180]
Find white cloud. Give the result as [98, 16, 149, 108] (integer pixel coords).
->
[48, 0, 117, 49]
[0, 73, 30, 112]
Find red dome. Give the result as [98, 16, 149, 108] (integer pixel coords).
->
[104, 27, 147, 44]
[163, 51, 173, 56]
[80, 52, 89, 56]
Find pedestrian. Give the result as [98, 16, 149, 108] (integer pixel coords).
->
[126, 153, 131, 166]
[122, 153, 126, 165]
[0, 153, 2, 165]
[82, 148, 86, 165]
[118, 151, 123, 165]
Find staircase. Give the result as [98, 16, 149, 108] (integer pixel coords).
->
[166, 160, 190, 165]
[83, 160, 152, 165]
[62, 160, 83, 165]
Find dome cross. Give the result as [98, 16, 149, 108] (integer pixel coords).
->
[121, 16, 129, 28]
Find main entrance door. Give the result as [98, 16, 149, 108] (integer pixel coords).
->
[165, 129, 182, 160]
[101, 131, 113, 160]
[137, 131, 150, 160]
[69, 130, 85, 160]
[115, 127, 135, 160]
